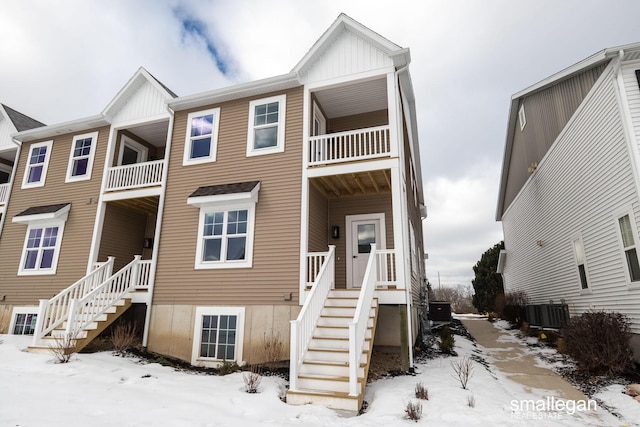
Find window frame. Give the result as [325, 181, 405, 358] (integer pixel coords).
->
[8, 307, 39, 335]
[183, 107, 221, 165]
[191, 306, 245, 367]
[187, 183, 260, 270]
[616, 212, 640, 283]
[571, 235, 589, 290]
[117, 135, 148, 166]
[22, 140, 53, 189]
[65, 131, 99, 182]
[246, 94, 286, 157]
[17, 219, 66, 276]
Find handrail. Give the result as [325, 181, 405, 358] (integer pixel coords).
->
[308, 125, 391, 166]
[0, 183, 9, 204]
[32, 257, 115, 345]
[348, 244, 378, 396]
[290, 245, 335, 391]
[65, 256, 142, 337]
[105, 159, 164, 191]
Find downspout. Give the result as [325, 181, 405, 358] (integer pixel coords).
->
[395, 64, 415, 370]
[142, 104, 175, 348]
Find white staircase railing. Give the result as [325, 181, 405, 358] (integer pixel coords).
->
[348, 244, 378, 396]
[65, 256, 143, 337]
[290, 245, 335, 391]
[308, 125, 391, 166]
[32, 257, 115, 345]
[105, 159, 164, 191]
[305, 251, 330, 288]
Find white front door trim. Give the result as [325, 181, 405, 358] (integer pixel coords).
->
[346, 213, 386, 288]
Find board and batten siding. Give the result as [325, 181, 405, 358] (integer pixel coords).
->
[0, 126, 110, 305]
[152, 87, 304, 306]
[503, 63, 608, 216]
[501, 67, 640, 333]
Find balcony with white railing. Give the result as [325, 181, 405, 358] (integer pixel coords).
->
[0, 183, 9, 205]
[308, 125, 391, 167]
[105, 160, 164, 192]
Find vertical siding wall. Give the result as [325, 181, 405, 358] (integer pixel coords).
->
[0, 126, 110, 305]
[503, 64, 608, 214]
[502, 67, 640, 333]
[152, 87, 304, 306]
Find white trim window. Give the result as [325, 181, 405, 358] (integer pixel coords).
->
[188, 182, 260, 269]
[572, 237, 589, 290]
[118, 136, 148, 166]
[617, 213, 640, 282]
[22, 140, 53, 188]
[183, 108, 221, 165]
[191, 307, 245, 367]
[247, 94, 286, 156]
[66, 131, 98, 182]
[18, 221, 65, 275]
[9, 307, 38, 335]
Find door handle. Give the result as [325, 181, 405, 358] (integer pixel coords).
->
[353, 256, 357, 259]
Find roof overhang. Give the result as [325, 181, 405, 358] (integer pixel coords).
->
[13, 203, 71, 224]
[11, 114, 109, 143]
[187, 181, 261, 207]
[169, 74, 300, 112]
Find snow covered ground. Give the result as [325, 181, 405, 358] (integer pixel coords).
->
[2, 319, 640, 426]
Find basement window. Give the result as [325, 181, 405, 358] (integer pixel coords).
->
[9, 308, 38, 335]
[191, 307, 245, 367]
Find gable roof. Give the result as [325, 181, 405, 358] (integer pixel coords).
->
[292, 13, 410, 75]
[0, 104, 45, 132]
[496, 41, 640, 220]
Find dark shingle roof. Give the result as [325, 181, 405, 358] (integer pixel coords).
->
[1, 104, 46, 132]
[15, 203, 70, 217]
[146, 71, 178, 98]
[189, 181, 260, 198]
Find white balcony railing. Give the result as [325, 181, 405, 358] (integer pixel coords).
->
[0, 183, 9, 205]
[308, 125, 391, 166]
[375, 249, 398, 288]
[305, 251, 330, 287]
[105, 160, 164, 192]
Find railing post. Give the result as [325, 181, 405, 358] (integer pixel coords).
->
[65, 299, 78, 337]
[348, 322, 357, 396]
[289, 321, 298, 391]
[131, 255, 142, 288]
[31, 299, 48, 346]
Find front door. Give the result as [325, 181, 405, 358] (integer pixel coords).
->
[346, 213, 385, 288]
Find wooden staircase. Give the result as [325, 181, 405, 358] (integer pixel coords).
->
[28, 297, 132, 354]
[287, 289, 379, 412]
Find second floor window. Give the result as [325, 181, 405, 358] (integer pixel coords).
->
[22, 140, 53, 188]
[247, 95, 286, 156]
[66, 132, 98, 182]
[618, 213, 640, 282]
[183, 108, 220, 165]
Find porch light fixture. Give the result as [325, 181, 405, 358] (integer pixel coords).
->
[143, 238, 154, 249]
[331, 225, 340, 239]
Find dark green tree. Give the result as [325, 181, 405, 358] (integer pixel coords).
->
[471, 241, 505, 313]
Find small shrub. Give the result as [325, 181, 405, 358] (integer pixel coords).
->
[110, 322, 138, 356]
[502, 291, 530, 327]
[467, 393, 476, 408]
[259, 332, 285, 371]
[243, 367, 262, 393]
[49, 333, 76, 364]
[218, 360, 241, 376]
[415, 382, 428, 400]
[404, 400, 423, 422]
[562, 311, 634, 376]
[438, 326, 456, 355]
[451, 356, 474, 389]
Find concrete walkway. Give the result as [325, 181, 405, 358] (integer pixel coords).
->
[460, 317, 587, 402]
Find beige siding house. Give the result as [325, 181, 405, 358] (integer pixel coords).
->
[497, 43, 640, 361]
[0, 14, 426, 413]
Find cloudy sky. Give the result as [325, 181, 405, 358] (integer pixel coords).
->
[2, 0, 640, 287]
